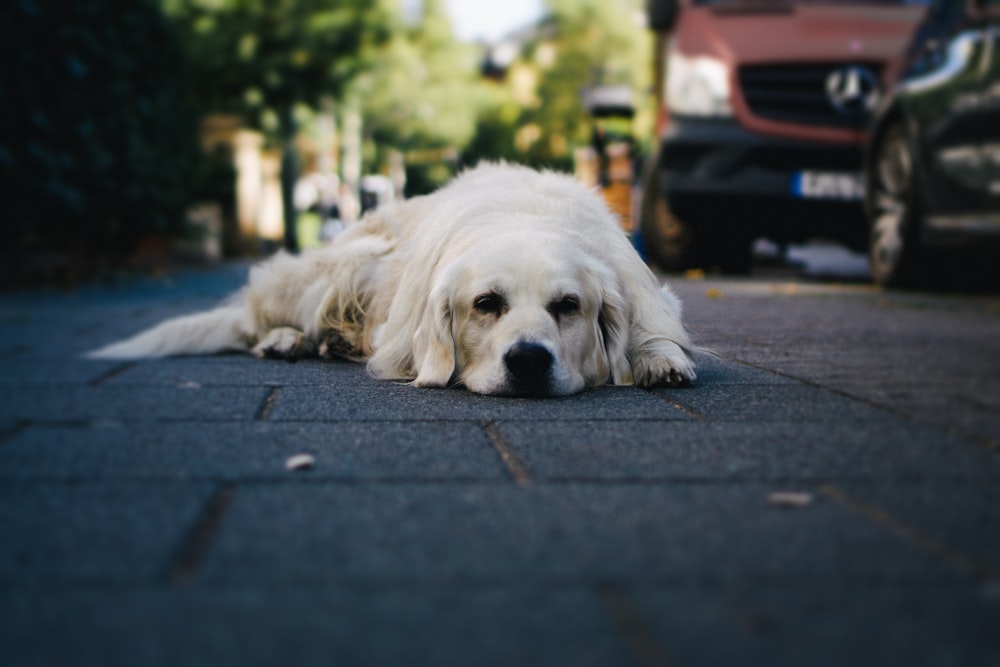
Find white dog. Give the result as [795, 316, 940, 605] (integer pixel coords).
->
[87, 163, 696, 396]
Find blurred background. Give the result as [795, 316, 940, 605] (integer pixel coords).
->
[3, 0, 996, 288]
[1, 0, 655, 283]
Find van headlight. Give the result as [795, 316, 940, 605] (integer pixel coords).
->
[666, 52, 733, 117]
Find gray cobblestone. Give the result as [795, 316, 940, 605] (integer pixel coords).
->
[1, 263, 998, 666]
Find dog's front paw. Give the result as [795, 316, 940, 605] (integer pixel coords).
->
[253, 327, 308, 361]
[318, 330, 363, 360]
[631, 340, 696, 387]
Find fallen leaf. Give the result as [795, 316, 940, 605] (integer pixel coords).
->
[767, 491, 813, 508]
[285, 453, 315, 471]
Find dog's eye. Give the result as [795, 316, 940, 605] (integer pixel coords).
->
[473, 293, 505, 316]
[549, 296, 580, 319]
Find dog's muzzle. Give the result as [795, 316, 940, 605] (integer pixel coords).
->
[503, 341, 554, 396]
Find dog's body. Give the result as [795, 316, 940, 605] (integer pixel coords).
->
[88, 163, 696, 396]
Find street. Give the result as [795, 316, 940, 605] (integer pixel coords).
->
[682, 241, 1000, 447]
[0, 248, 998, 666]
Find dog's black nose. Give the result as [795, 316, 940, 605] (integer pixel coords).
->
[504, 342, 553, 391]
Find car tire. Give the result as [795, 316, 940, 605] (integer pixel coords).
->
[867, 123, 924, 288]
[640, 158, 754, 275]
[639, 165, 704, 272]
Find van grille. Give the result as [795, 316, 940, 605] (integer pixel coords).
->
[738, 63, 882, 130]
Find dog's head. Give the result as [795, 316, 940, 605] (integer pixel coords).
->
[410, 228, 631, 397]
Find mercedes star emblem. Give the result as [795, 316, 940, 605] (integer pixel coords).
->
[825, 65, 880, 115]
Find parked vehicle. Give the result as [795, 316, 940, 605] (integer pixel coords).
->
[642, 0, 928, 273]
[865, 0, 1000, 287]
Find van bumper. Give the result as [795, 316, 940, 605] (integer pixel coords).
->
[656, 116, 868, 243]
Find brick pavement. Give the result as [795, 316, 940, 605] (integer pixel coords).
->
[1, 264, 998, 666]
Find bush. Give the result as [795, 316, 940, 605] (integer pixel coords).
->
[0, 0, 201, 282]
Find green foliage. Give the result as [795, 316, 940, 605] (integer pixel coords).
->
[163, 0, 395, 127]
[535, 0, 652, 158]
[161, 0, 396, 250]
[1, 0, 202, 279]
[462, 0, 653, 170]
[460, 91, 529, 167]
[352, 0, 488, 193]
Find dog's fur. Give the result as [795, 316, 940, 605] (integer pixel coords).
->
[87, 163, 696, 396]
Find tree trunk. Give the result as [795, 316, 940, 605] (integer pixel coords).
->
[279, 105, 300, 254]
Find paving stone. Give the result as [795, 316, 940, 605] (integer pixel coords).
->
[0, 419, 23, 440]
[199, 484, 957, 585]
[1, 307, 223, 360]
[269, 382, 691, 422]
[0, 586, 629, 667]
[628, 583, 1000, 667]
[654, 382, 888, 422]
[0, 358, 127, 386]
[99, 356, 359, 387]
[833, 482, 1000, 574]
[838, 384, 1000, 445]
[2, 263, 998, 666]
[107, 354, 782, 401]
[0, 386, 270, 422]
[0, 482, 214, 585]
[689, 354, 797, 386]
[0, 422, 505, 481]
[496, 419, 999, 482]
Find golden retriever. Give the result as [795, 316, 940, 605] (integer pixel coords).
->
[87, 163, 696, 396]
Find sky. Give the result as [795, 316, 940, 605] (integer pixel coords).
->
[445, 0, 545, 42]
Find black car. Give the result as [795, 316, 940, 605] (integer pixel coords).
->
[865, 0, 1000, 287]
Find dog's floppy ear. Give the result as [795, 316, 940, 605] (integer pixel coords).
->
[598, 273, 634, 386]
[411, 268, 459, 388]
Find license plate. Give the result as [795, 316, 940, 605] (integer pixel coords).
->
[792, 171, 864, 200]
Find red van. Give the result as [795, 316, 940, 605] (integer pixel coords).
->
[641, 0, 928, 272]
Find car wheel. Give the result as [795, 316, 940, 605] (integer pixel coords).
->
[639, 172, 702, 272]
[867, 123, 923, 287]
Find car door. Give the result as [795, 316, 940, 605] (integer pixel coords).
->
[909, 0, 1000, 222]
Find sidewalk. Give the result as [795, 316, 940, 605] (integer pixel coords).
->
[1, 263, 997, 666]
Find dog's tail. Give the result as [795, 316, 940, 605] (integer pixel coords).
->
[85, 305, 252, 359]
